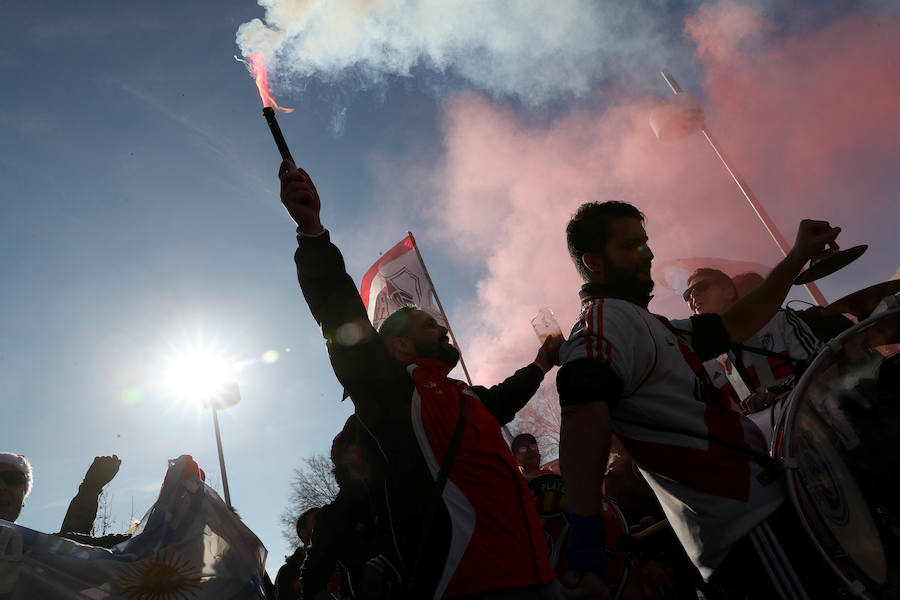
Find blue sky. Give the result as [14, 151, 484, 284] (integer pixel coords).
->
[2, 0, 899, 577]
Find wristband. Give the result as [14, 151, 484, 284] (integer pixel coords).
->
[567, 513, 609, 583]
[297, 226, 327, 239]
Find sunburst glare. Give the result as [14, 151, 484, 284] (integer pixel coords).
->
[162, 343, 235, 406]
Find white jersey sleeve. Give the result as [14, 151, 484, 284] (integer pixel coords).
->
[559, 298, 657, 396]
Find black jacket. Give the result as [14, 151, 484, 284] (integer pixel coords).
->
[294, 230, 547, 595]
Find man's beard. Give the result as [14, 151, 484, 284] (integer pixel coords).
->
[604, 260, 655, 300]
[415, 339, 461, 367]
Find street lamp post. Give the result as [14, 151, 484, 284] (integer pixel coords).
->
[649, 70, 828, 306]
[205, 382, 241, 509]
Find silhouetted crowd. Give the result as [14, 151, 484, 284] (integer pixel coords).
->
[3, 159, 898, 600]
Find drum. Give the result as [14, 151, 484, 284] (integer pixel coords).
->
[528, 474, 631, 598]
[774, 304, 900, 598]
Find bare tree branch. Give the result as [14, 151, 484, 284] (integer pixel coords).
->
[279, 453, 340, 547]
[91, 489, 115, 536]
[512, 387, 561, 462]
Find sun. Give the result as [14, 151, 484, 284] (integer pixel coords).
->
[116, 549, 203, 599]
[162, 342, 235, 406]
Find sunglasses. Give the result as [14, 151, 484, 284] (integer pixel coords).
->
[682, 279, 715, 302]
[0, 470, 27, 486]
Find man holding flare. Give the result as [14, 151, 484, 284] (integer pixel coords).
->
[278, 159, 563, 599]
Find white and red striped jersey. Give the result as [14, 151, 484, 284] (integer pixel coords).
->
[559, 295, 786, 579]
[705, 309, 821, 443]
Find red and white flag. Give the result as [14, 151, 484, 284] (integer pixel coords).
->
[359, 234, 448, 332]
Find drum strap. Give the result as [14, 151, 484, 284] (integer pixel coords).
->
[723, 355, 753, 401]
[743, 335, 777, 391]
[670, 327, 804, 367]
[725, 336, 778, 400]
[408, 391, 468, 596]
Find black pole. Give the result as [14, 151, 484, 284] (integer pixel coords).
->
[211, 407, 232, 508]
[262, 106, 293, 162]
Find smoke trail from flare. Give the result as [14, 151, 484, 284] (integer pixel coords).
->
[235, 0, 695, 106]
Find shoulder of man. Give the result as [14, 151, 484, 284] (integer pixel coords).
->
[568, 297, 647, 339]
[562, 298, 649, 360]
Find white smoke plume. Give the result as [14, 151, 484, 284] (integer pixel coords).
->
[236, 0, 692, 106]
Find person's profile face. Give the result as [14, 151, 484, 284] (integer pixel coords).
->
[406, 310, 460, 365]
[298, 510, 317, 546]
[685, 276, 735, 315]
[599, 218, 654, 291]
[514, 438, 541, 470]
[0, 463, 26, 523]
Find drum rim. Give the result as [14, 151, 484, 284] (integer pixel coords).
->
[602, 495, 631, 600]
[774, 305, 900, 596]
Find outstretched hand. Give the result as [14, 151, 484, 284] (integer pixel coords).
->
[534, 334, 564, 374]
[83, 455, 121, 490]
[279, 159, 323, 234]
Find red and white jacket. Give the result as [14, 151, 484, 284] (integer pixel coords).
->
[295, 230, 555, 598]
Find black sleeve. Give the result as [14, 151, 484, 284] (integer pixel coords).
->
[299, 491, 365, 596]
[295, 232, 409, 424]
[295, 231, 370, 344]
[58, 482, 103, 535]
[688, 313, 733, 361]
[556, 358, 624, 408]
[472, 363, 545, 426]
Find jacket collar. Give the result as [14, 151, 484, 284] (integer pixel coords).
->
[579, 281, 653, 308]
[409, 357, 456, 377]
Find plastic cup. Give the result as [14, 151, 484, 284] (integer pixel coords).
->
[531, 307, 563, 343]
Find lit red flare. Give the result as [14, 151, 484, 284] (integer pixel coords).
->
[247, 52, 293, 113]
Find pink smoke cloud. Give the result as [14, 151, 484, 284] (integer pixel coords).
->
[422, 2, 900, 400]
[399, 1, 900, 453]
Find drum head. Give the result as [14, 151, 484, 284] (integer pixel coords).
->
[775, 307, 900, 596]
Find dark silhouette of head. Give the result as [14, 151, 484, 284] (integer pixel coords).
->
[379, 307, 460, 365]
[566, 202, 654, 301]
[296, 506, 319, 546]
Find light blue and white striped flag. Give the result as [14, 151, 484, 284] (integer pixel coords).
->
[0, 455, 268, 599]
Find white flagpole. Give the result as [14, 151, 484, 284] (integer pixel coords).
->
[408, 231, 474, 386]
[659, 70, 828, 307]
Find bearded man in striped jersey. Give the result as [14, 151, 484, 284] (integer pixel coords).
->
[555, 201, 842, 599]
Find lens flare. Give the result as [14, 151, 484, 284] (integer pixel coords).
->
[122, 387, 144, 406]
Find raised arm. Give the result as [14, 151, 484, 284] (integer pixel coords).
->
[279, 160, 406, 421]
[474, 334, 562, 425]
[721, 219, 839, 343]
[279, 159, 370, 342]
[59, 455, 121, 535]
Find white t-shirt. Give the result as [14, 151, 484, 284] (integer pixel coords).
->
[559, 296, 786, 579]
[705, 309, 821, 444]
